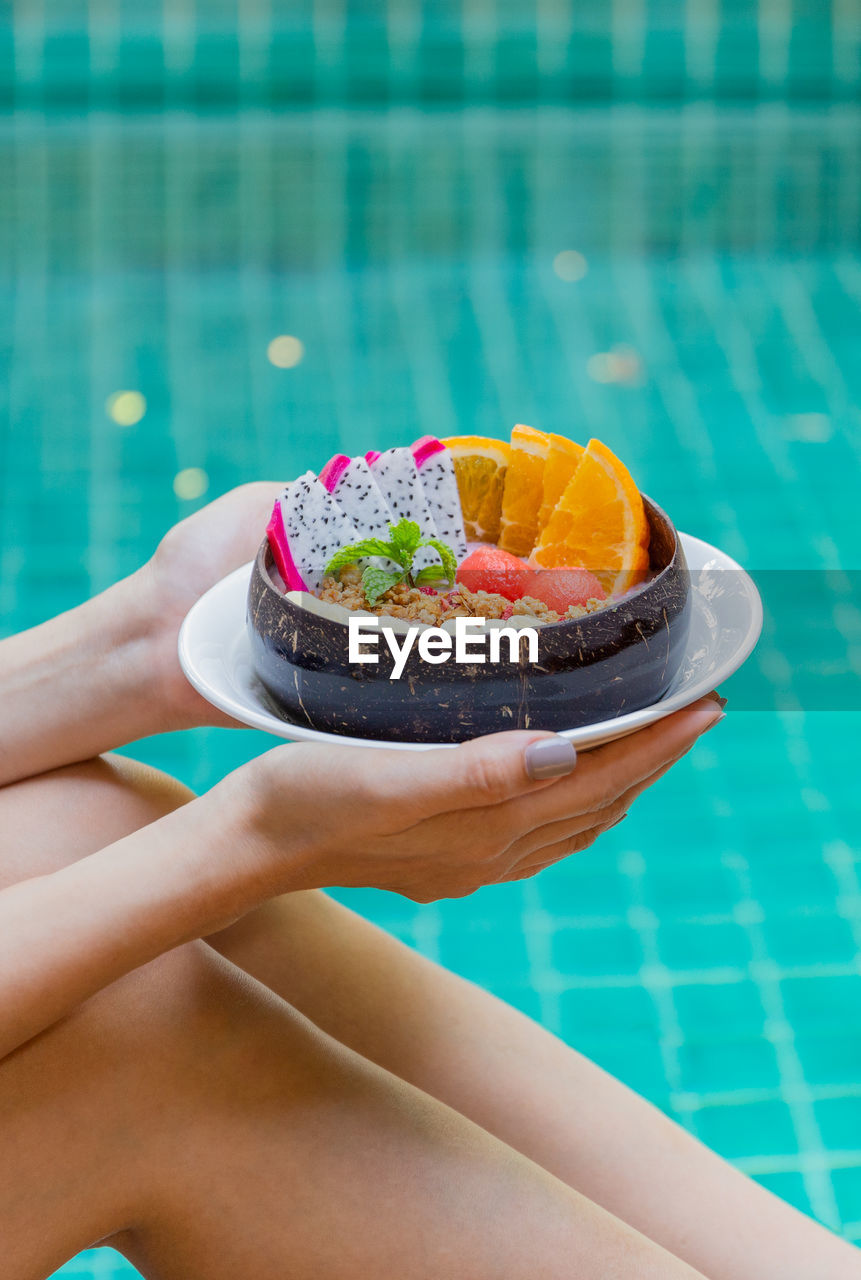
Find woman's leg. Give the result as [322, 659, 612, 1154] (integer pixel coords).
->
[3, 938, 714, 1280]
[209, 891, 861, 1280]
[0, 766, 704, 1280]
[2, 760, 858, 1279]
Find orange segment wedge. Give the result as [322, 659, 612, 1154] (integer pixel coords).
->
[442, 435, 511, 543]
[530, 438, 650, 595]
[497, 424, 550, 556]
[537, 433, 584, 535]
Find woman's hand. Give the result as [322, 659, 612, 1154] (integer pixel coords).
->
[141, 482, 282, 728]
[239, 698, 725, 902]
[0, 483, 281, 785]
[0, 697, 722, 1057]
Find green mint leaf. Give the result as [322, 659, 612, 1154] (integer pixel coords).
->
[325, 524, 455, 597]
[325, 538, 398, 576]
[387, 518, 423, 567]
[361, 565, 406, 607]
[414, 564, 447, 585]
[423, 537, 458, 584]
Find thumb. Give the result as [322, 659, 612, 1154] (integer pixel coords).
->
[400, 730, 578, 818]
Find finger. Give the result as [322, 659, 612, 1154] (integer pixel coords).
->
[294, 698, 720, 840]
[502, 789, 639, 881]
[405, 698, 724, 864]
[331, 733, 684, 894]
[584, 697, 724, 785]
[504, 722, 713, 878]
[510, 698, 724, 831]
[509, 805, 625, 875]
[210, 482, 286, 557]
[356, 730, 580, 824]
[498, 826, 605, 881]
[212, 481, 284, 522]
[283, 727, 578, 842]
[504, 741, 692, 863]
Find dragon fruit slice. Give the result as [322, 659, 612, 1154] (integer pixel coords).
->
[266, 499, 308, 592]
[411, 436, 468, 563]
[319, 453, 393, 539]
[365, 447, 439, 536]
[266, 471, 358, 593]
[366, 446, 443, 571]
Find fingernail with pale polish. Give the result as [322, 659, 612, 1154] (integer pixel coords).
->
[525, 737, 577, 780]
[705, 711, 727, 733]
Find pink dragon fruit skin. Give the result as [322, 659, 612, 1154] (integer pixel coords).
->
[268, 471, 359, 594]
[319, 453, 393, 539]
[266, 499, 308, 592]
[318, 453, 351, 492]
[410, 435, 468, 563]
[411, 436, 443, 469]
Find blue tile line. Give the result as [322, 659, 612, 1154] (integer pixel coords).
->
[7, 1, 861, 105]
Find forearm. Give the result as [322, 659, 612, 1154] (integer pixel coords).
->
[0, 772, 291, 1059]
[0, 566, 182, 786]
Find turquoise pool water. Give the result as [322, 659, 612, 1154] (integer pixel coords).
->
[1, 104, 860, 1276]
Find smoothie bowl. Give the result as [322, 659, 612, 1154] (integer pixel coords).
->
[247, 429, 691, 743]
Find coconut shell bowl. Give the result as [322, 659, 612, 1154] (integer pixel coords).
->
[245, 496, 691, 745]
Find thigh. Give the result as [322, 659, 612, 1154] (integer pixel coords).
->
[0, 760, 702, 1280]
[0, 943, 204, 1276]
[210, 890, 861, 1280]
[1, 937, 701, 1280]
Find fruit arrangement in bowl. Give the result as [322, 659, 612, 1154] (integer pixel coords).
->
[247, 427, 691, 743]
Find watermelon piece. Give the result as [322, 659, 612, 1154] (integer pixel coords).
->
[525, 567, 607, 613]
[456, 546, 532, 603]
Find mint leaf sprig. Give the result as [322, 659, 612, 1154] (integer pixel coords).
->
[324, 518, 458, 607]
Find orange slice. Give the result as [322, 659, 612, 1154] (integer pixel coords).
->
[537, 433, 584, 535]
[530, 438, 650, 595]
[497, 424, 550, 556]
[442, 435, 511, 543]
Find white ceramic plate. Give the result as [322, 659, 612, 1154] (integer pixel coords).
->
[178, 534, 762, 752]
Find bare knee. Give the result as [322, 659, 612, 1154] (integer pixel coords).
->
[0, 941, 287, 1271]
[0, 754, 194, 886]
[76, 943, 341, 1232]
[66, 941, 324, 1124]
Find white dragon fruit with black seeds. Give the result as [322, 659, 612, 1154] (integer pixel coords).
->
[365, 446, 441, 569]
[318, 453, 393, 539]
[411, 436, 468, 564]
[364, 447, 438, 531]
[266, 471, 358, 594]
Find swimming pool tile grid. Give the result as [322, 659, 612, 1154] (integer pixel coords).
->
[6, 249, 861, 606]
[1, 107, 856, 1275]
[518, 716, 861, 1219]
[7, 0, 861, 106]
[6, 107, 861, 273]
